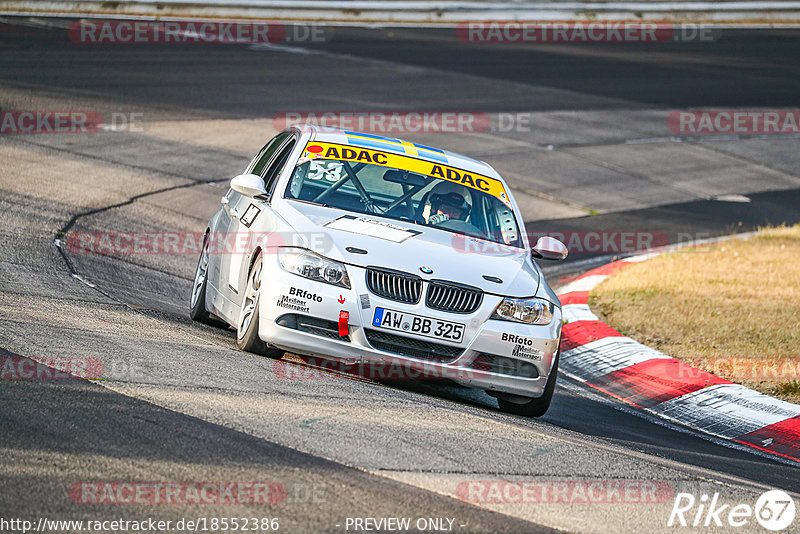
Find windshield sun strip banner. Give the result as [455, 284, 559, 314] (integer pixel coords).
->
[301, 141, 510, 204]
[343, 131, 449, 163]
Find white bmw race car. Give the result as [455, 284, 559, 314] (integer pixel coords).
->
[191, 125, 568, 416]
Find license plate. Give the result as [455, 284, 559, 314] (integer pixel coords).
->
[372, 307, 465, 343]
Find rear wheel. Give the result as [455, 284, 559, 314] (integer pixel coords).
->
[497, 351, 559, 417]
[236, 252, 283, 358]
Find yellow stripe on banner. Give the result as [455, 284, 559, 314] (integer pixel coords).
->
[302, 141, 509, 203]
[399, 140, 419, 156]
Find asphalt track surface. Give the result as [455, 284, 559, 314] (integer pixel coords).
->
[1, 19, 800, 533]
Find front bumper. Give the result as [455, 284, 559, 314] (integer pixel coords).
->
[258, 256, 561, 398]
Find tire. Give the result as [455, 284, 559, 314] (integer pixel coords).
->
[236, 252, 283, 358]
[190, 234, 226, 327]
[497, 351, 559, 417]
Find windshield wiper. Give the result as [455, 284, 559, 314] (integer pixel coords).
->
[289, 198, 332, 208]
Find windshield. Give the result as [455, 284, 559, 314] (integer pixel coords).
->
[283, 142, 522, 247]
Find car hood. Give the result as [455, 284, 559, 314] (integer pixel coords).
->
[275, 200, 540, 296]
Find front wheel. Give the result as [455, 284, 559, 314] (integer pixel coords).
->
[190, 234, 225, 327]
[497, 351, 559, 417]
[236, 252, 283, 358]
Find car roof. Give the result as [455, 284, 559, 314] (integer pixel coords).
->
[297, 124, 503, 182]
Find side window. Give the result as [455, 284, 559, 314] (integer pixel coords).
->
[247, 132, 291, 176]
[263, 139, 297, 197]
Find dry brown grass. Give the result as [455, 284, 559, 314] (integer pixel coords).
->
[590, 225, 800, 404]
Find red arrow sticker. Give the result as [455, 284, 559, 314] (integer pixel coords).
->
[338, 295, 346, 304]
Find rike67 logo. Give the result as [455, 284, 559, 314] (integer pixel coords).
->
[668, 490, 796, 531]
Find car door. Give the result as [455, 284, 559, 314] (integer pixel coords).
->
[228, 135, 299, 312]
[208, 132, 292, 321]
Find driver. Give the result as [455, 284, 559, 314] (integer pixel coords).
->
[426, 182, 472, 225]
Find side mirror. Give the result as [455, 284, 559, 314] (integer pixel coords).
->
[231, 174, 267, 198]
[532, 236, 568, 261]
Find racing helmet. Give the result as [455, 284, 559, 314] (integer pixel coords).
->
[426, 182, 473, 222]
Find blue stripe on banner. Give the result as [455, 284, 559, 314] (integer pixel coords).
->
[344, 131, 401, 144]
[412, 143, 445, 155]
[415, 149, 448, 163]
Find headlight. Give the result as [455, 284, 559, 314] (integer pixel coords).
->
[491, 297, 553, 325]
[277, 248, 350, 288]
